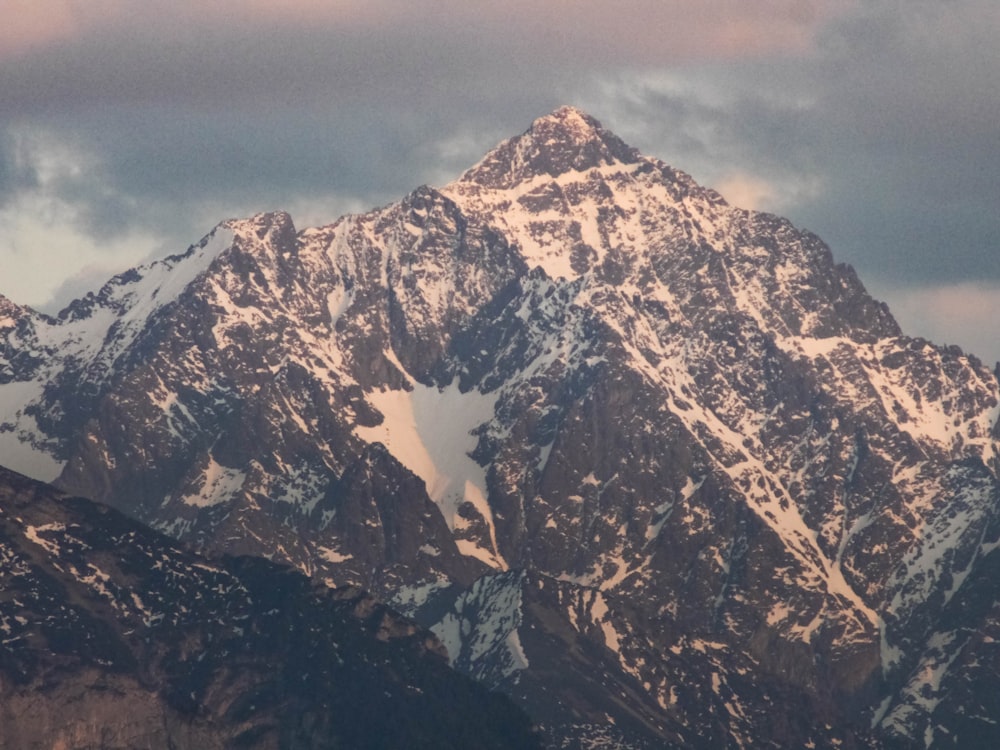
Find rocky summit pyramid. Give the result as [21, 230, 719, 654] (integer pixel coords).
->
[3, 106, 1000, 748]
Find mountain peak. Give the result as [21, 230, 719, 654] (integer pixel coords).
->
[530, 105, 604, 143]
[456, 105, 641, 190]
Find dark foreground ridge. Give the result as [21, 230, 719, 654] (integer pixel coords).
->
[0, 466, 541, 749]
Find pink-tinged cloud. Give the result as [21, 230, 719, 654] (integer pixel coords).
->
[218, 0, 858, 62]
[0, 0, 78, 57]
[879, 282, 1000, 365]
[2, 0, 855, 65]
[0, 0, 136, 58]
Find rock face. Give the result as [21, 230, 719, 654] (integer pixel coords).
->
[0, 465, 540, 749]
[3, 106, 1000, 747]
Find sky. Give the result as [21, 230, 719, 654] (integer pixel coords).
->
[1, 0, 998, 363]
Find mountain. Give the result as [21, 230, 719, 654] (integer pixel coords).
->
[0, 465, 540, 749]
[3, 105, 1000, 747]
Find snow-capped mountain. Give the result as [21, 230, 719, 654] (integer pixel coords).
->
[3, 106, 1000, 748]
[0, 465, 539, 749]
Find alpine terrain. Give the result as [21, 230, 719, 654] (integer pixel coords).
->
[3, 106, 1000, 748]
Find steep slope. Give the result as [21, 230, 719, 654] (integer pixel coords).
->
[2, 106, 1000, 747]
[0, 465, 540, 749]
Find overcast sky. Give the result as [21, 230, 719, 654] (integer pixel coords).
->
[2, 0, 998, 363]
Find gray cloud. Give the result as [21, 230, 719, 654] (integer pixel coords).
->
[0, 132, 39, 208]
[0, 15, 570, 249]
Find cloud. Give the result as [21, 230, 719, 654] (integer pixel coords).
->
[0, 190, 165, 311]
[0, 1, 853, 128]
[0, 0, 123, 57]
[872, 282, 1000, 366]
[786, 0, 1000, 287]
[715, 174, 777, 211]
[1, 0, 850, 68]
[0, 131, 39, 208]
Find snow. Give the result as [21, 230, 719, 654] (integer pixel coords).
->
[779, 335, 1000, 466]
[590, 592, 622, 653]
[432, 609, 463, 664]
[391, 577, 450, 617]
[356, 378, 506, 569]
[654, 341, 880, 635]
[431, 571, 528, 678]
[646, 476, 702, 543]
[0, 380, 62, 481]
[884, 471, 996, 645]
[130, 592, 152, 619]
[70, 225, 236, 374]
[536, 440, 554, 472]
[182, 456, 246, 507]
[76, 562, 114, 601]
[151, 390, 199, 439]
[506, 627, 530, 671]
[0, 225, 237, 484]
[23, 523, 65, 556]
[316, 546, 352, 564]
[880, 629, 965, 745]
[327, 285, 355, 327]
[443, 161, 663, 282]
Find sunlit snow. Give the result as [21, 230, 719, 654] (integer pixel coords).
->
[182, 456, 246, 508]
[356, 379, 506, 569]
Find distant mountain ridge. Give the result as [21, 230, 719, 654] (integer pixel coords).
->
[3, 106, 1000, 747]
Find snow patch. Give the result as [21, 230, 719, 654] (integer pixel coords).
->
[356, 379, 506, 568]
[590, 591, 622, 653]
[183, 457, 245, 507]
[316, 546, 352, 564]
[23, 523, 66, 556]
[0, 380, 63, 481]
[431, 571, 529, 681]
[391, 577, 450, 618]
